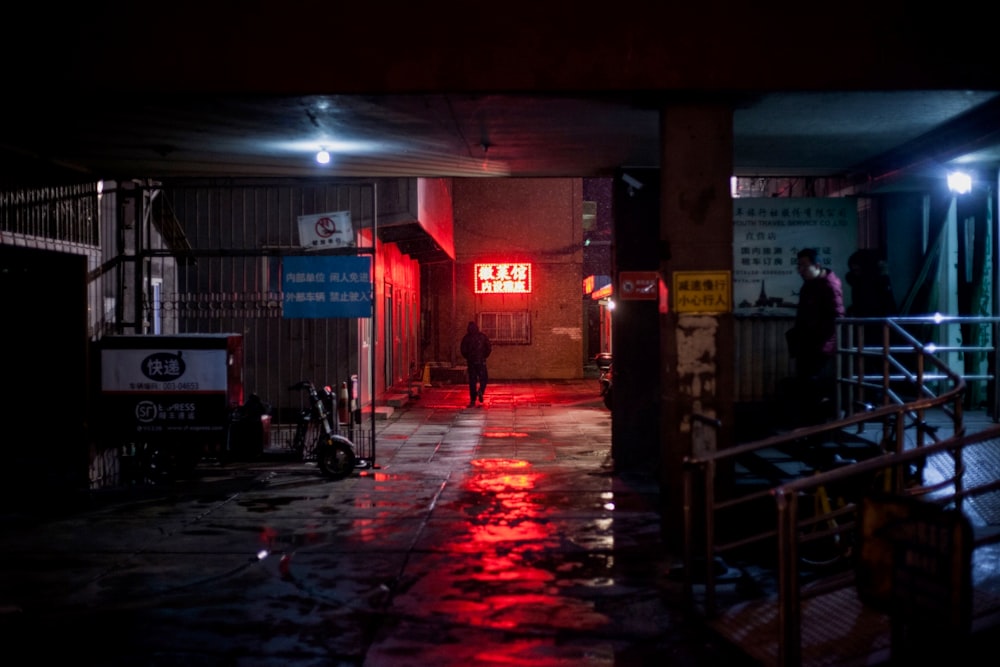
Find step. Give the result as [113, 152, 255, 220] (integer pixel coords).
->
[362, 406, 395, 421]
[383, 393, 410, 408]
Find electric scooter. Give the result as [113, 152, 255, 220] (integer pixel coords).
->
[289, 380, 357, 479]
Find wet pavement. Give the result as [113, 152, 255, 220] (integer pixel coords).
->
[0, 380, 754, 666]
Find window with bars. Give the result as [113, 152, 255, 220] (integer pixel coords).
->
[478, 311, 531, 345]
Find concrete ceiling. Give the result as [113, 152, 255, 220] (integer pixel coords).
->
[3, 90, 999, 191]
[4, 4, 1000, 192]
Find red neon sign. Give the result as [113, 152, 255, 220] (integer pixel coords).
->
[474, 263, 532, 294]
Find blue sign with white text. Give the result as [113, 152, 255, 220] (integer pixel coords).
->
[282, 256, 373, 318]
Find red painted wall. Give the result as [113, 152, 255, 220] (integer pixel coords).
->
[417, 178, 456, 260]
[375, 240, 421, 394]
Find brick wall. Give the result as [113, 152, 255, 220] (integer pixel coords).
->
[450, 179, 584, 380]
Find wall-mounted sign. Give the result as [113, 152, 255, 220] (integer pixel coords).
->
[733, 198, 857, 314]
[619, 271, 658, 300]
[583, 274, 611, 296]
[282, 255, 372, 318]
[591, 282, 613, 300]
[475, 263, 532, 294]
[297, 210, 355, 250]
[673, 270, 731, 313]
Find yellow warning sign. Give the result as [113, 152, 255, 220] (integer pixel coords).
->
[673, 271, 731, 314]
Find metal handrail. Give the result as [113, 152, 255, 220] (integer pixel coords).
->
[682, 315, 972, 665]
[769, 424, 1000, 665]
[839, 315, 1000, 420]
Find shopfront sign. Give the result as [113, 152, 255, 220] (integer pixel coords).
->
[474, 263, 532, 294]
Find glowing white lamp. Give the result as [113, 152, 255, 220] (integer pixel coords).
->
[947, 171, 972, 194]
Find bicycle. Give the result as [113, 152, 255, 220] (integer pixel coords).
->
[289, 380, 357, 480]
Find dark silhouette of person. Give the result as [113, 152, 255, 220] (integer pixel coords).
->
[845, 248, 897, 405]
[845, 248, 897, 319]
[785, 247, 845, 424]
[460, 321, 492, 408]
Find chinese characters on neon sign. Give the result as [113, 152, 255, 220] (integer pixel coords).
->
[474, 263, 532, 294]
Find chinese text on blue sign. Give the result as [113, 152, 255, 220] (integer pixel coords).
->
[283, 256, 373, 318]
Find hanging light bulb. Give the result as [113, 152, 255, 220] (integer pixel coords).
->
[316, 148, 331, 165]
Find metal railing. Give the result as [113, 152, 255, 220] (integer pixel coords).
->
[767, 425, 1000, 665]
[680, 314, 1000, 665]
[838, 315, 1000, 422]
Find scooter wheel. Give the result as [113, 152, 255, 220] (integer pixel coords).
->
[317, 436, 357, 480]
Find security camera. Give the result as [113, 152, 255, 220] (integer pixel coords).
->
[621, 173, 643, 191]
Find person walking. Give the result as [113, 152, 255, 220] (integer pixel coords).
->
[785, 247, 845, 424]
[460, 320, 492, 408]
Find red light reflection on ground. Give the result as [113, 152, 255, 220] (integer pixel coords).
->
[420, 457, 610, 637]
[482, 431, 529, 438]
[258, 525, 279, 547]
[470, 458, 530, 470]
[359, 471, 408, 481]
[351, 471, 416, 541]
[348, 517, 382, 543]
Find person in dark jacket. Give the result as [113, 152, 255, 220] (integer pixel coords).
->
[460, 321, 492, 407]
[845, 248, 897, 404]
[845, 248, 896, 320]
[785, 247, 845, 424]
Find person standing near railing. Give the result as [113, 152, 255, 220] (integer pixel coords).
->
[845, 248, 897, 320]
[785, 247, 846, 424]
[845, 248, 897, 404]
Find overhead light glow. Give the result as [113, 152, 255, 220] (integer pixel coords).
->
[273, 138, 380, 158]
[316, 149, 331, 165]
[947, 171, 972, 194]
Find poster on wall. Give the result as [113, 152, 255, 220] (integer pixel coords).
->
[733, 198, 857, 315]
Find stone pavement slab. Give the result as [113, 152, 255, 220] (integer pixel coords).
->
[0, 380, 752, 666]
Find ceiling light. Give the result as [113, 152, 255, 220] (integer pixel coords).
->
[316, 149, 331, 165]
[947, 171, 972, 194]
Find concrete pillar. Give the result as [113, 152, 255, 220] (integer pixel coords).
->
[659, 104, 735, 550]
[610, 168, 661, 471]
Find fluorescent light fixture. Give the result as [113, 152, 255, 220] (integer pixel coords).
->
[947, 171, 972, 194]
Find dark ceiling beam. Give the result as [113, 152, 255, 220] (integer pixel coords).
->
[848, 95, 1000, 189]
